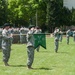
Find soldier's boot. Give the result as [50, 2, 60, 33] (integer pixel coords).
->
[27, 65, 33, 69]
[37, 49, 39, 52]
[55, 47, 58, 53]
[4, 62, 10, 66]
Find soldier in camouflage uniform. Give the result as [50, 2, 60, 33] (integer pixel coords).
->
[2, 23, 13, 66]
[0, 28, 2, 49]
[66, 29, 71, 45]
[19, 27, 28, 44]
[73, 30, 75, 42]
[54, 27, 60, 53]
[59, 29, 63, 42]
[13, 28, 20, 43]
[26, 25, 35, 69]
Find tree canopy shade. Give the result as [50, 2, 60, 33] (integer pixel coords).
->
[0, 0, 75, 32]
[0, 0, 7, 25]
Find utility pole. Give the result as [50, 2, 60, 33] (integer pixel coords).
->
[36, 9, 38, 26]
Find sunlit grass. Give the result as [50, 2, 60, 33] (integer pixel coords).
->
[0, 37, 75, 75]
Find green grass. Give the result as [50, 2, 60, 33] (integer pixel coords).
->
[0, 37, 75, 75]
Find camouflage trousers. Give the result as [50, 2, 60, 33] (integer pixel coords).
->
[2, 46, 11, 63]
[67, 36, 69, 44]
[59, 35, 62, 42]
[54, 39, 59, 52]
[0, 38, 2, 49]
[27, 46, 34, 67]
[73, 36, 75, 42]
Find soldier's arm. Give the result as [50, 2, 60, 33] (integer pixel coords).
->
[2, 32, 12, 40]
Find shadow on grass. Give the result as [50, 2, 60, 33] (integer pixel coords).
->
[34, 67, 52, 70]
[39, 51, 50, 53]
[59, 52, 69, 54]
[10, 65, 26, 67]
[10, 65, 52, 70]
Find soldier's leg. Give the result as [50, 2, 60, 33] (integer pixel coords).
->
[60, 36, 62, 42]
[36, 46, 40, 52]
[27, 46, 34, 69]
[7, 47, 11, 62]
[2, 48, 10, 66]
[67, 36, 69, 44]
[74, 36, 75, 42]
[55, 40, 59, 53]
[24, 35, 27, 43]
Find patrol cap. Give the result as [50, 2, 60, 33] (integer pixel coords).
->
[3, 23, 10, 28]
[28, 25, 35, 29]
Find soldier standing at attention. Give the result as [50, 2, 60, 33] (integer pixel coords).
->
[66, 29, 71, 45]
[2, 23, 13, 66]
[26, 25, 35, 69]
[54, 27, 60, 53]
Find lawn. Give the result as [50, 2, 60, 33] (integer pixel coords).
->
[0, 37, 75, 75]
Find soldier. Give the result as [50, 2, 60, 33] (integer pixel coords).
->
[19, 27, 28, 44]
[73, 30, 75, 42]
[54, 27, 60, 53]
[0, 28, 2, 49]
[35, 26, 42, 52]
[19, 27, 25, 44]
[2, 23, 13, 66]
[9, 27, 14, 44]
[59, 29, 63, 42]
[66, 29, 71, 44]
[26, 25, 35, 69]
[24, 27, 29, 43]
[13, 28, 20, 43]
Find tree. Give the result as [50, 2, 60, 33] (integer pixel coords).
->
[0, 0, 7, 25]
[7, 0, 30, 27]
[71, 8, 75, 25]
[62, 7, 72, 26]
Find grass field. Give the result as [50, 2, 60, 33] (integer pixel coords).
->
[0, 37, 75, 75]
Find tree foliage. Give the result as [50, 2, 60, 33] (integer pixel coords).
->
[0, 0, 75, 32]
[0, 0, 7, 25]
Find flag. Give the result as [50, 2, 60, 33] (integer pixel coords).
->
[33, 33, 46, 49]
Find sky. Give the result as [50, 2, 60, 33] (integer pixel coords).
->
[63, 0, 75, 9]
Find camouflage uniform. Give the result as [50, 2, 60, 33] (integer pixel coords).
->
[9, 28, 14, 44]
[59, 30, 63, 42]
[54, 28, 60, 53]
[20, 27, 28, 44]
[13, 28, 20, 43]
[66, 30, 71, 44]
[26, 26, 35, 69]
[73, 30, 75, 42]
[0, 28, 2, 49]
[2, 23, 13, 66]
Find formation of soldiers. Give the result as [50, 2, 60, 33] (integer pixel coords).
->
[0, 23, 42, 69]
[0, 26, 29, 45]
[53, 27, 75, 53]
[0, 23, 75, 69]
